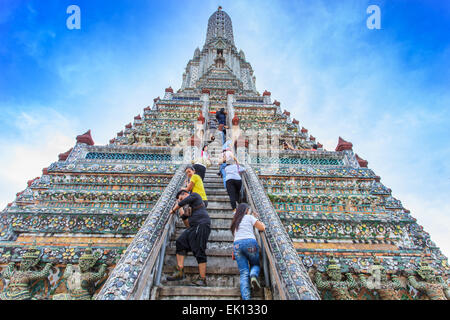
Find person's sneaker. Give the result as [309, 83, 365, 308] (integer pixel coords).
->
[251, 276, 261, 289]
[166, 266, 185, 281]
[191, 275, 207, 287]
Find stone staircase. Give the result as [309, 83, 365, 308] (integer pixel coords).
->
[154, 167, 265, 300]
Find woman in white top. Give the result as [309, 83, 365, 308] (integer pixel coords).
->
[230, 203, 266, 300]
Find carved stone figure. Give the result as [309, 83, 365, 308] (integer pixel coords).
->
[407, 261, 449, 300]
[53, 248, 107, 300]
[314, 257, 357, 300]
[358, 256, 403, 300]
[0, 247, 52, 300]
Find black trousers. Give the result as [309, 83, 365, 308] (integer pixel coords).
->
[176, 224, 211, 264]
[226, 179, 242, 210]
[193, 164, 206, 181]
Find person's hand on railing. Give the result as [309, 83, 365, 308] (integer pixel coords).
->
[169, 202, 179, 215]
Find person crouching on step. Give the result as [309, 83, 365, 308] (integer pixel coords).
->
[230, 203, 266, 300]
[168, 190, 211, 286]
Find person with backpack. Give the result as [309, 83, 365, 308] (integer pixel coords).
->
[230, 203, 266, 300]
[215, 108, 227, 143]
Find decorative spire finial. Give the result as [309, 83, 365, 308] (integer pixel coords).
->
[218, 6, 222, 11]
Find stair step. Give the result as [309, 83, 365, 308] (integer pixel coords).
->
[176, 219, 231, 229]
[205, 203, 233, 210]
[161, 274, 240, 288]
[157, 286, 264, 299]
[207, 211, 235, 218]
[204, 183, 227, 189]
[172, 229, 234, 242]
[163, 265, 239, 275]
[164, 254, 236, 269]
[168, 240, 234, 251]
[205, 195, 230, 202]
[166, 248, 232, 257]
[205, 190, 229, 196]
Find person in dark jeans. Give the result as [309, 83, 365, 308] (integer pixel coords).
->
[193, 162, 206, 181]
[224, 160, 246, 212]
[168, 190, 211, 286]
[230, 203, 266, 300]
[216, 108, 227, 143]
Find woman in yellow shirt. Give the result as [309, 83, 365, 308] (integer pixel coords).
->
[183, 166, 208, 207]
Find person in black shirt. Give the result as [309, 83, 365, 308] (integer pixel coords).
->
[167, 190, 211, 286]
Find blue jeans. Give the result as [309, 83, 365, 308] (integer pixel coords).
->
[219, 163, 227, 188]
[233, 238, 260, 300]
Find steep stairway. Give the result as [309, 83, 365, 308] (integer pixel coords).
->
[154, 167, 265, 300]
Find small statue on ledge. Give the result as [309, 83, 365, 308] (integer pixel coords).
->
[407, 261, 449, 300]
[53, 247, 107, 300]
[0, 246, 52, 300]
[314, 256, 358, 300]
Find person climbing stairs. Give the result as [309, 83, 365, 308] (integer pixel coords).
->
[153, 166, 265, 300]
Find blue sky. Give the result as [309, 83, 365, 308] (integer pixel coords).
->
[0, 0, 449, 257]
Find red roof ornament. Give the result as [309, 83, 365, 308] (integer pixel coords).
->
[262, 90, 271, 96]
[283, 110, 290, 117]
[27, 179, 34, 188]
[144, 106, 151, 112]
[201, 88, 211, 94]
[134, 114, 142, 121]
[355, 154, 368, 168]
[27, 177, 39, 187]
[109, 138, 116, 144]
[117, 131, 123, 137]
[232, 115, 239, 126]
[76, 130, 94, 146]
[292, 118, 299, 125]
[165, 87, 173, 93]
[301, 127, 308, 134]
[58, 148, 73, 161]
[7, 203, 12, 207]
[42, 168, 48, 175]
[153, 97, 160, 103]
[226, 90, 235, 95]
[310, 135, 316, 141]
[273, 100, 280, 106]
[317, 143, 323, 149]
[335, 137, 353, 152]
[375, 176, 381, 182]
[125, 123, 132, 129]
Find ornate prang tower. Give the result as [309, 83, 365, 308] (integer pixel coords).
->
[0, 7, 448, 300]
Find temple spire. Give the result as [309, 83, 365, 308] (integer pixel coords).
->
[205, 6, 235, 46]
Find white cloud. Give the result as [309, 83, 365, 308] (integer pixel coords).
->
[0, 108, 77, 210]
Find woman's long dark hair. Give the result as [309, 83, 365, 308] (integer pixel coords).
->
[230, 203, 250, 235]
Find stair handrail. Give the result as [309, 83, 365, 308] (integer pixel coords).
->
[242, 174, 287, 299]
[241, 165, 321, 300]
[96, 164, 187, 300]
